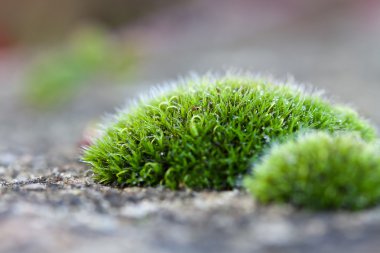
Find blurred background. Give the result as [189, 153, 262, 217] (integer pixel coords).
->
[0, 0, 379, 155]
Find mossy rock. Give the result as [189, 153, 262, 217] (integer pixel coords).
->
[83, 74, 376, 190]
[244, 132, 380, 210]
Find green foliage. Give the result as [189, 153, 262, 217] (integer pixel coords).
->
[83, 74, 376, 190]
[25, 27, 138, 108]
[244, 132, 380, 210]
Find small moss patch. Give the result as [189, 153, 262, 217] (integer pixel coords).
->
[83, 74, 376, 190]
[25, 27, 138, 109]
[245, 132, 380, 210]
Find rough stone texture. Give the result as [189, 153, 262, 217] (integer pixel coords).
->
[1, 1, 380, 252]
[3, 153, 380, 253]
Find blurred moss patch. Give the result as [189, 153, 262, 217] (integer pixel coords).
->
[24, 26, 139, 109]
[245, 132, 380, 210]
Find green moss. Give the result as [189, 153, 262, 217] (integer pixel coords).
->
[83, 74, 376, 190]
[244, 132, 380, 210]
[25, 27, 138, 108]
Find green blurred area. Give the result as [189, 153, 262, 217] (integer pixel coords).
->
[25, 27, 139, 109]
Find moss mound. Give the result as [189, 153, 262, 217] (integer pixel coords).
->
[245, 132, 380, 210]
[83, 74, 376, 189]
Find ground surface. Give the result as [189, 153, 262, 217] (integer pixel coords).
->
[1, 1, 380, 252]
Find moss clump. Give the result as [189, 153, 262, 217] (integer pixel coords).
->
[83, 74, 376, 190]
[245, 132, 380, 210]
